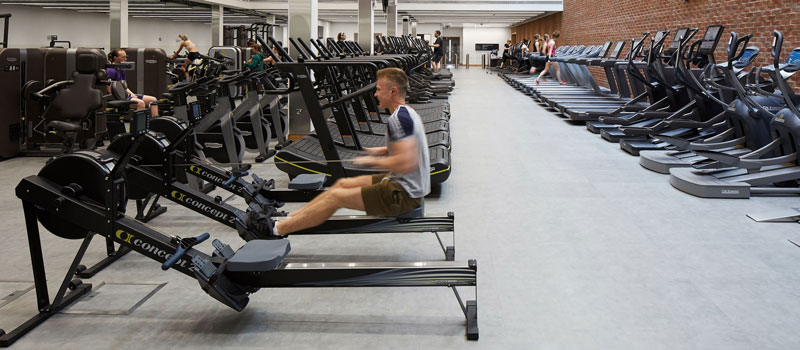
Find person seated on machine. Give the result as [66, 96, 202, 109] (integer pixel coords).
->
[244, 44, 265, 72]
[261, 43, 283, 66]
[271, 67, 431, 237]
[106, 48, 159, 117]
[170, 34, 201, 80]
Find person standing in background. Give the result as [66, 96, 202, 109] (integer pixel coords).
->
[428, 30, 444, 72]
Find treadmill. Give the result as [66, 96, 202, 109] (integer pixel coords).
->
[553, 38, 667, 120]
[535, 42, 652, 119]
[290, 37, 452, 131]
[269, 44, 451, 185]
[556, 30, 688, 108]
[587, 30, 686, 137]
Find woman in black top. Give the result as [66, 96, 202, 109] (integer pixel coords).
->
[529, 34, 544, 75]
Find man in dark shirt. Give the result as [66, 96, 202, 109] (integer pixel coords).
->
[428, 30, 444, 72]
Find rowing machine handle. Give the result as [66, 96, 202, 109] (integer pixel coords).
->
[223, 171, 248, 187]
[162, 232, 210, 271]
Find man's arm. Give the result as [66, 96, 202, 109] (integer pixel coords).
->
[354, 139, 418, 174]
[363, 146, 388, 156]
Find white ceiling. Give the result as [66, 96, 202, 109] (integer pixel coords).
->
[0, 0, 562, 27]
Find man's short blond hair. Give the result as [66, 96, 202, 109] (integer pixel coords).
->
[376, 67, 409, 97]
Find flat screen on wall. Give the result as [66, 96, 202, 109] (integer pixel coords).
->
[475, 43, 499, 51]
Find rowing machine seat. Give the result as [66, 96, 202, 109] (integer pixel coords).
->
[398, 200, 424, 218]
[288, 173, 327, 190]
[227, 239, 291, 272]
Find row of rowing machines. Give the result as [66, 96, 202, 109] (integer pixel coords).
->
[0, 36, 476, 347]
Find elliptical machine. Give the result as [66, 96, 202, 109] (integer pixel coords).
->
[639, 31, 784, 173]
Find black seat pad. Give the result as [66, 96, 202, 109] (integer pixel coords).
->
[107, 100, 137, 109]
[227, 240, 291, 272]
[46, 120, 82, 133]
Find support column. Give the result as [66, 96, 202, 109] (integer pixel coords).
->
[211, 5, 223, 46]
[386, 0, 397, 36]
[402, 16, 409, 36]
[411, 21, 417, 37]
[358, 0, 374, 55]
[288, 0, 318, 135]
[267, 15, 276, 38]
[109, 0, 128, 49]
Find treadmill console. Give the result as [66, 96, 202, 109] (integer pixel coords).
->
[129, 109, 150, 136]
[650, 30, 670, 57]
[653, 30, 668, 45]
[610, 41, 626, 59]
[699, 25, 725, 54]
[599, 41, 612, 58]
[628, 39, 643, 59]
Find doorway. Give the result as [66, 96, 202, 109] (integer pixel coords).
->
[441, 36, 460, 67]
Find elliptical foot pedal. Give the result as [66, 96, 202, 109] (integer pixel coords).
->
[288, 173, 327, 190]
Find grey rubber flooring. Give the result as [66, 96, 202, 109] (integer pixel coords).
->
[1, 68, 800, 348]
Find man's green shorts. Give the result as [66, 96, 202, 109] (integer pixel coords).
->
[361, 173, 422, 216]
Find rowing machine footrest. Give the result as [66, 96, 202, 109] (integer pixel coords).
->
[398, 200, 425, 218]
[288, 173, 326, 190]
[192, 255, 251, 312]
[226, 240, 291, 272]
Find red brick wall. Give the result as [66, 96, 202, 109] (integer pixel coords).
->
[513, 0, 800, 88]
[512, 12, 563, 45]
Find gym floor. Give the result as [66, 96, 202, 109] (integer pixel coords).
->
[2, 68, 800, 348]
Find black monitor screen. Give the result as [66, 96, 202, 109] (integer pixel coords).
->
[130, 109, 149, 136]
[190, 102, 202, 123]
[654, 31, 667, 43]
[475, 43, 499, 51]
[704, 26, 722, 41]
[673, 28, 688, 43]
